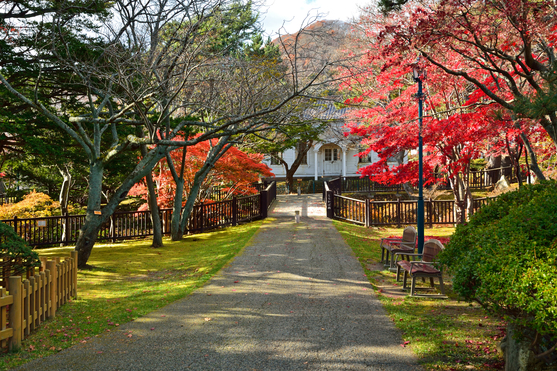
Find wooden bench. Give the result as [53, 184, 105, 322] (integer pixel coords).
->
[380, 226, 417, 271]
[395, 239, 446, 297]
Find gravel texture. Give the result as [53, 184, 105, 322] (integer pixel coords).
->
[16, 194, 422, 371]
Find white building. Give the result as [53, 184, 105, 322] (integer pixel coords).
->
[262, 104, 389, 180]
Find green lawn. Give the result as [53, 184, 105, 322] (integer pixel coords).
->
[1, 221, 262, 370]
[333, 221, 505, 371]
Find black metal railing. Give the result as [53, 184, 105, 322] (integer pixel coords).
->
[1, 182, 277, 247]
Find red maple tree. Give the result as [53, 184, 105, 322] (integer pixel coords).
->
[130, 139, 273, 210]
[340, 4, 553, 219]
[349, 0, 557, 180]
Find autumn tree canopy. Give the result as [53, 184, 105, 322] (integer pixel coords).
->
[343, 0, 556, 191]
[129, 138, 273, 210]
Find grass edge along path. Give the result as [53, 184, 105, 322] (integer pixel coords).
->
[1, 220, 264, 370]
[332, 221, 506, 371]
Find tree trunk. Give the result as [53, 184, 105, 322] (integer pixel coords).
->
[75, 159, 105, 268]
[170, 178, 185, 241]
[177, 164, 213, 239]
[450, 172, 472, 224]
[58, 166, 72, 246]
[176, 139, 233, 239]
[515, 120, 545, 181]
[140, 144, 163, 247]
[75, 146, 169, 268]
[519, 131, 545, 181]
[500, 325, 546, 371]
[145, 171, 163, 247]
[286, 170, 294, 193]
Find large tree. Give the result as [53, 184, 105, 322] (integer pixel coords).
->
[359, 0, 557, 181]
[1, 0, 343, 267]
[341, 5, 555, 220]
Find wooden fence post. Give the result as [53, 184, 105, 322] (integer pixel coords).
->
[71, 251, 78, 298]
[13, 216, 17, 235]
[46, 260, 57, 318]
[40, 257, 47, 272]
[0, 288, 12, 349]
[23, 280, 29, 336]
[260, 190, 268, 219]
[39, 271, 46, 322]
[8, 276, 22, 351]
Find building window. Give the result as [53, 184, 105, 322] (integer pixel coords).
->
[296, 143, 308, 165]
[270, 153, 281, 165]
[325, 148, 338, 161]
[386, 155, 399, 165]
[358, 148, 372, 163]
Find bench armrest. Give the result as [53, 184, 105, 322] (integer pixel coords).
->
[394, 252, 422, 258]
[381, 237, 402, 245]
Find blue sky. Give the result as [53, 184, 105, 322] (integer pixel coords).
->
[259, 0, 370, 37]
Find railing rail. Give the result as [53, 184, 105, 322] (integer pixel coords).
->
[330, 195, 496, 227]
[1, 182, 277, 247]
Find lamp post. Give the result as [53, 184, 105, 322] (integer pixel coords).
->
[413, 64, 426, 255]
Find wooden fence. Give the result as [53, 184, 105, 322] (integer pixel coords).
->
[0, 251, 77, 350]
[1, 182, 277, 248]
[324, 178, 495, 227]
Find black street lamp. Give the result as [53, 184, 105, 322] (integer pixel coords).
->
[412, 64, 426, 255]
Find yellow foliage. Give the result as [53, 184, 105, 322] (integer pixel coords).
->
[0, 191, 60, 219]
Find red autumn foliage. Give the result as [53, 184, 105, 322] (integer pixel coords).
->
[341, 0, 555, 193]
[129, 139, 273, 210]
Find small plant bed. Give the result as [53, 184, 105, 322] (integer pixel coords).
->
[333, 221, 506, 370]
[0, 221, 262, 370]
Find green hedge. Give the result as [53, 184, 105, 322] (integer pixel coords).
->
[0, 222, 40, 277]
[439, 181, 557, 337]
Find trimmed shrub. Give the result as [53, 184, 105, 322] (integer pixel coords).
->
[0, 191, 60, 220]
[439, 181, 557, 338]
[0, 222, 40, 279]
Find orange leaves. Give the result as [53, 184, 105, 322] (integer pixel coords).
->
[130, 136, 273, 209]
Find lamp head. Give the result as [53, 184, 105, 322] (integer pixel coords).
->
[412, 64, 426, 82]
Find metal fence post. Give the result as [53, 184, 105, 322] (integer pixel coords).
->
[428, 198, 433, 228]
[232, 197, 238, 226]
[260, 190, 268, 219]
[396, 198, 401, 227]
[365, 199, 370, 228]
[200, 205, 205, 233]
[326, 190, 334, 219]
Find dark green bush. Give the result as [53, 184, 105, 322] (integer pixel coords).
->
[0, 222, 40, 277]
[439, 181, 557, 337]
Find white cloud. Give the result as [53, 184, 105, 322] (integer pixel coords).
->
[259, 0, 370, 37]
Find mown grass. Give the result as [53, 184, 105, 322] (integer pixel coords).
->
[1, 221, 262, 370]
[333, 221, 505, 371]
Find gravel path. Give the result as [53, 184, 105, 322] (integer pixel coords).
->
[16, 194, 422, 371]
